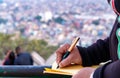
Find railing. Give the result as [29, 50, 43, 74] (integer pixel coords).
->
[0, 66, 71, 78]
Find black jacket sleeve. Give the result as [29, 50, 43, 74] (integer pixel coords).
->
[77, 38, 111, 78]
[77, 38, 110, 66]
[93, 60, 120, 78]
[93, 61, 111, 78]
[103, 60, 120, 78]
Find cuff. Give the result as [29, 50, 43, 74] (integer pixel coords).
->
[90, 71, 94, 78]
[93, 62, 111, 78]
[77, 46, 92, 66]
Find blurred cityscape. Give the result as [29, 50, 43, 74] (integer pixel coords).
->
[0, 0, 116, 47]
[0, 0, 117, 65]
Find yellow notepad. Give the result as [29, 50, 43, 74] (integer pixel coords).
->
[44, 61, 98, 75]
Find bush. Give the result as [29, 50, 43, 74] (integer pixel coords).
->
[0, 33, 58, 60]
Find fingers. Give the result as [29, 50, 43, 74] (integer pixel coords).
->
[56, 44, 70, 64]
[59, 54, 72, 67]
[56, 52, 62, 64]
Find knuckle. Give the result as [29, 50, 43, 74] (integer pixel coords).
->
[56, 50, 60, 54]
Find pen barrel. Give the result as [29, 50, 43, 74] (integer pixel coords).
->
[57, 37, 80, 68]
[68, 37, 80, 52]
[61, 51, 70, 60]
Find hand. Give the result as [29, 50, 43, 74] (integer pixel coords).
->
[72, 67, 95, 78]
[56, 44, 82, 67]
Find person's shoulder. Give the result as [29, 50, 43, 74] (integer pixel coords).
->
[22, 52, 31, 56]
[23, 52, 30, 55]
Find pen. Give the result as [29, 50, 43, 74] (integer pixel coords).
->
[57, 37, 80, 68]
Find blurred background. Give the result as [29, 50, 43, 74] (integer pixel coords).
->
[0, 0, 116, 65]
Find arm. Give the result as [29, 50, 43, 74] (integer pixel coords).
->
[104, 60, 120, 78]
[30, 54, 33, 65]
[93, 60, 120, 78]
[77, 38, 110, 66]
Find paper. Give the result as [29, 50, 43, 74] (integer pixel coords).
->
[44, 62, 98, 75]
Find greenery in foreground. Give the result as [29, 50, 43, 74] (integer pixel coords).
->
[0, 33, 59, 60]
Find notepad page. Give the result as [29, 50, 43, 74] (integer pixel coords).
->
[44, 63, 98, 75]
[44, 61, 98, 75]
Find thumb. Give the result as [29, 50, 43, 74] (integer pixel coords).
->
[59, 56, 72, 67]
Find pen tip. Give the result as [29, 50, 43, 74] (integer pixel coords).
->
[57, 65, 59, 69]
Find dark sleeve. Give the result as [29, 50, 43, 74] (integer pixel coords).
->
[103, 60, 120, 78]
[3, 59, 10, 65]
[93, 60, 120, 78]
[30, 55, 33, 65]
[77, 38, 110, 66]
[93, 61, 111, 78]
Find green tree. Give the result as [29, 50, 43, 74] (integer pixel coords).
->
[0, 33, 58, 60]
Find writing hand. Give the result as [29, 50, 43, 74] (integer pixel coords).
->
[56, 44, 82, 67]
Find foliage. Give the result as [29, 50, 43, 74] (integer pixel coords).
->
[0, 33, 58, 60]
